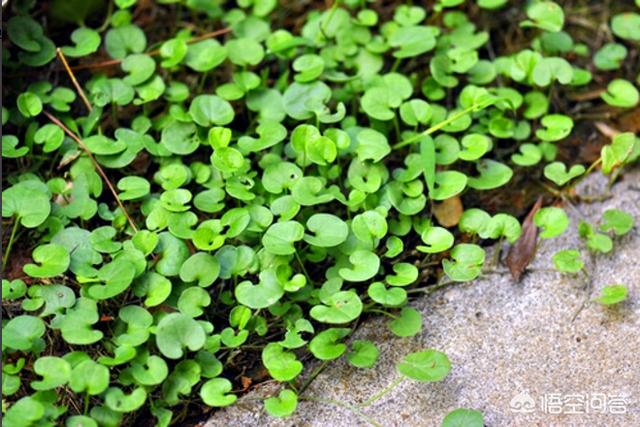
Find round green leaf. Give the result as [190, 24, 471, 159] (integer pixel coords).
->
[388, 307, 422, 337]
[179, 252, 220, 287]
[264, 389, 298, 418]
[594, 285, 628, 305]
[522, 1, 564, 32]
[61, 27, 101, 57]
[552, 249, 584, 273]
[536, 114, 573, 142]
[24, 243, 70, 278]
[543, 162, 585, 186]
[467, 160, 513, 190]
[601, 79, 639, 108]
[66, 416, 98, 427]
[17, 92, 42, 117]
[200, 378, 237, 407]
[2, 181, 51, 228]
[534, 207, 569, 238]
[356, 128, 391, 163]
[155, 313, 206, 359]
[417, 227, 454, 254]
[56, 298, 104, 345]
[442, 243, 486, 282]
[346, 340, 380, 369]
[31, 356, 71, 390]
[339, 250, 380, 282]
[396, 349, 451, 382]
[117, 176, 150, 201]
[104, 387, 147, 413]
[189, 95, 235, 127]
[304, 213, 348, 247]
[431, 171, 467, 200]
[310, 291, 363, 324]
[84, 135, 127, 155]
[262, 343, 303, 381]
[308, 328, 350, 360]
[235, 269, 285, 309]
[442, 408, 484, 427]
[226, 38, 264, 66]
[2, 315, 45, 351]
[611, 13, 640, 41]
[367, 282, 407, 307]
[262, 221, 304, 255]
[185, 39, 227, 72]
[600, 209, 634, 236]
[69, 359, 110, 395]
[105, 24, 146, 59]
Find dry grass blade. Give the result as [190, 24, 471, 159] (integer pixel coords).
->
[56, 48, 93, 112]
[43, 111, 138, 232]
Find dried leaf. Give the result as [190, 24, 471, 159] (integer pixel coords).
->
[240, 376, 252, 391]
[616, 107, 640, 134]
[432, 196, 464, 228]
[506, 197, 542, 282]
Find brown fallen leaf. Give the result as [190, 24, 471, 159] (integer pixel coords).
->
[616, 106, 640, 134]
[432, 196, 464, 227]
[505, 196, 543, 282]
[240, 376, 253, 391]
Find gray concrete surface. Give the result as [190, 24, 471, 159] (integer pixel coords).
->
[205, 169, 640, 427]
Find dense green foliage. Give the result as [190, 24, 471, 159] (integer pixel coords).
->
[2, 0, 639, 425]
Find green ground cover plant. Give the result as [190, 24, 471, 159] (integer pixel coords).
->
[2, 0, 639, 425]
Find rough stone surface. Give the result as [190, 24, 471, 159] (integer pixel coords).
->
[206, 170, 640, 427]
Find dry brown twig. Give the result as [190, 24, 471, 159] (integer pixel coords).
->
[594, 121, 621, 140]
[69, 27, 232, 71]
[42, 111, 139, 232]
[51, 42, 139, 231]
[56, 48, 93, 112]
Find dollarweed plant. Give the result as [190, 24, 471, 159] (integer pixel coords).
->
[2, 0, 639, 426]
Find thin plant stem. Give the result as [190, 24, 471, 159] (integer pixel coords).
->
[569, 157, 602, 189]
[96, 0, 114, 32]
[3, 218, 21, 270]
[56, 48, 93, 112]
[43, 111, 139, 232]
[299, 359, 330, 394]
[365, 308, 397, 319]
[294, 249, 313, 285]
[393, 115, 401, 142]
[320, 0, 341, 38]
[571, 268, 593, 322]
[301, 396, 383, 427]
[492, 236, 504, 267]
[392, 104, 486, 150]
[83, 393, 90, 415]
[359, 376, 404, 408]
[406, 279, 457, 294]
[390, 57, 402, 72]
